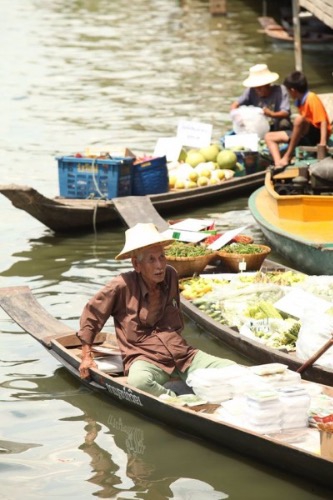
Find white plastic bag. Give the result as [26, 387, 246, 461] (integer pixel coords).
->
[230, 106, 270, 139]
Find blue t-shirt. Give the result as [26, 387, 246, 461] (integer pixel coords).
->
[237, 84, 291, 131]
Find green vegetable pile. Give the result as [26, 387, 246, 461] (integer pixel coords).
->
[165, 241, 214, 258]
[249, 318, 301, 351]
[221, 243, 265, 254]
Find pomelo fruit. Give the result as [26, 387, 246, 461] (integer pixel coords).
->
[185, 151, 206, 168]
[199, 144, 220, 162]
[217, 149, 237, 169]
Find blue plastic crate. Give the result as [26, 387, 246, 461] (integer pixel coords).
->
[132, 156, 169, 196]
[57, 156, 134, 199]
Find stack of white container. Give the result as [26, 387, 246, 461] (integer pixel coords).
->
[244, 386, 311, 434]
[186, 365, 265, 403]
[277, 386, 311, 431]
[245, 390, 283, 434]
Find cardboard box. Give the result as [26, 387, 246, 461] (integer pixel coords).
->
[320, 431, 333, 460]
[84, 146, 135, 158]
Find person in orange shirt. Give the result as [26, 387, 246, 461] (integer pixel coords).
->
[264, 71, 332, 168]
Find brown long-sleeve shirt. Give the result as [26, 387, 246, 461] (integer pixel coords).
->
[77, 265, 198, 375]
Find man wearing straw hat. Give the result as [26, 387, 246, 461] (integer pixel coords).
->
[231, 63, 291, 132]
[77, 223, 234, 397]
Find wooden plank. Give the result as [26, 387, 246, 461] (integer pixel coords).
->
[319, 93, 333, 124]
[0, 286, 73, 347]
[112, 196, 169, 231]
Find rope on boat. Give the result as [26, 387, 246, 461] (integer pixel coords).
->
[90, 156, 108, 235]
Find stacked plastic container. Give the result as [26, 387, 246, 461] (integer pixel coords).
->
[245, 390, 283, 434]
[244, 386, 311, 434]
[277, 386, 311, 431]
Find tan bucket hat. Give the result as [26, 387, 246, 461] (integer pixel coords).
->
[115, 223, 175, 260]
[242, 64, 279, 88]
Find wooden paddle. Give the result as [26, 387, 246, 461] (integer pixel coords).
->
[297, 335, 333, 374]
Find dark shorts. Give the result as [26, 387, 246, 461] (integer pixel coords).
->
[286, 124, 321, 146]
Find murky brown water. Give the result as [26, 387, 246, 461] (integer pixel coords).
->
[1, 0, 332, 498]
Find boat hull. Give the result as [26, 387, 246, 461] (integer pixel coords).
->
[181, 293, 333, 386]
[0, 171, 265, 233]
[248, 172, 333, 275]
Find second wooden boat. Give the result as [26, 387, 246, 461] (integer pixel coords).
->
[258, 15, 333, 47]
[248, 168, 333, 275]
[0, 170, 265, 233]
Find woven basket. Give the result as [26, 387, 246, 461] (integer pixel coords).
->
[166, 252, 215, 278]
[217, 244, 271, 273]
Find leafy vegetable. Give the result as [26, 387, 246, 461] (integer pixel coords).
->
[221, 243, 266, 254]
[166, 241, 213, 258]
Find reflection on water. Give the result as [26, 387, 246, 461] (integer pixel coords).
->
[80, 414, 228, 499]
[0, 440, 40, 455]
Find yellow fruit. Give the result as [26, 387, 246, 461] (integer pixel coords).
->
[185, 180, 197, 189]
[199, 168, 211, 178]
[194, 163, 212, 177]
[199, 144, 220, 162]
[212, 169, 225, 181]
[197, 176, 209, 187]
[188, 170, 198, 182]
[169, 175, 177, 188]
[217, 149, 237, 169]
[220, 169, 235, 180]
[185, 151, 206, 168]
[210, 177, 219, 185]
[175, 179, 185, 189]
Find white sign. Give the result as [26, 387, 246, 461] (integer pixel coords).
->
[224, 133, 259, 152]
[162, 228, 208, 243]
[153, 137, 183, 162]
[177, 120, 212, 148]
[169, 218, 213, 232]
[208, 226, 248, 251]
[274, 289, 333, 319]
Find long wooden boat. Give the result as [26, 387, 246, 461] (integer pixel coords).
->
[4, 191, 332, 389]
[0, 170, 266, 233]
[181, 290, 333, 387]
[248, 168, 333, 275]
[0, 285, 332, 489]
[258, 16, 333, 47]
[95, 194, 333, 387]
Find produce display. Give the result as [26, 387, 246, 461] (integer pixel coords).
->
[180, 270, 310, 351]
[168, 144, 244, 190]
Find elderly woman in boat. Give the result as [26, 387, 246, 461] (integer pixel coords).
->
[77, 223, 234, 397]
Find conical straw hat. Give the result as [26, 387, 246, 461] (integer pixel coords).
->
[115, 223, 174, 260]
